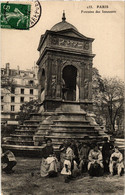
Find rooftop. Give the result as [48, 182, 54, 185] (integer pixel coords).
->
[50, 11, 78, 32]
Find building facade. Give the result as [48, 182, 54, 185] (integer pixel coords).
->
[1, 63, 38, 123]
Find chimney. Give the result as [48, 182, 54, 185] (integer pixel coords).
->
[6, 63, 10, 76]
[17, 66, 20, 75]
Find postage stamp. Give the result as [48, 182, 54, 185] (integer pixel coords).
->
[1, 1, 42, 30]
[1, 3, 31, 30]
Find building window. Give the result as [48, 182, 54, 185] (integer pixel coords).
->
[29, 97, 33, 101]
[30, 89, 33, 95]
[1, 105, 4, 111]
[21, 88, 24, 94]
[11, 87, 15, 94]
[11, 96, 15, 102]
[1, 96, 4, 102]
[20, 97, 24, 103]
[29, 80, 34, 85]
[11, 105, 15, 111]
[1, 69, 4, 75]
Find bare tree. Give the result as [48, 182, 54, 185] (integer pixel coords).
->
[102, 77, 124, 132]
[92, 68, 124, 133]
[92, 68, 105, 126]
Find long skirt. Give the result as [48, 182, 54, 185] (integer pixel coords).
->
[109, 161, 124, 175]
[88, 162, 104, 176]
[40, 157, 58, 177]
[61, 159, 79, 177]
[61, 160, 72, 175]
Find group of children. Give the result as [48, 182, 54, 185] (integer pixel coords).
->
[1, 137, 124, 183]
[59, 137, 124, 182]
[40, 137, 124, 182]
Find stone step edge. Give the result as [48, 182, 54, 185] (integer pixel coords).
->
[41, 112, 87, 115]
[53, 120, 89, 123]
[24, 120, 41, 122]
[20, 125, 39, 127]
[2, 144, 60, 151]
[50, 125, 95, 128]
[10, 134, 33, 137]
[34, 135, 104, 139]
[115, 138, 125, 141]
[7, 140, 34, 143]
[15, 129, 36, 132]
[36, 130, 99, 134]
[2, 144, 44, 150]
[36, 132, 99, 136]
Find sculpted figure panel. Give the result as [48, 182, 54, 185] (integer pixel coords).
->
[51, 75, 57, 98]
[37, 67, 45, 102]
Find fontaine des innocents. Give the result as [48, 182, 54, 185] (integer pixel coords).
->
[3, 12, 107, 155]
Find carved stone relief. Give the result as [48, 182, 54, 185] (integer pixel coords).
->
[37, 67, 45, 102]
[84, 78, 89, 99]
[51, 36, 59, 45]
[51, 75, 57, 98]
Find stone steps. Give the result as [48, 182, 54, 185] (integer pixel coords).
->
[36, 130, 99, 136]
[35, 135, 103, 140]
[7, 140, 34, 146]
[2, 144, 59, 153]
[23, 120, 41, 125]
[53, 121, 90, 126]
[7, 139, 63, 149]
[50, 131, 99, 136]
[33, 111, 107, 147]
[51, 124, 95, 128]
[15, 130, 36, 135]
[20, 124, 39, 128]
[115, 138, 125, 150]
[30, 113, 42, 120]
[2, 144, 44, 150]
[50, 125, 95, 132]
[15, 128, 36, 131]
[15, 129, 36, 132]
[24, 120, 41, 123]
[10, 134, 33, 141]
[37, 129, 98, 134]
[2, 109, 108, 156]
[39, 136, 105, 149]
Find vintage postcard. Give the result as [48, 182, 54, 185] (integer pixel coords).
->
[1, 1, 124, 194]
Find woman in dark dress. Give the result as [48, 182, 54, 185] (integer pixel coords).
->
[88, 144, 104, 177]
[1, 149, 17, 174]
[40, 138, 58, 177]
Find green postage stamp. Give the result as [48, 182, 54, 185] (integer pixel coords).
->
[1, 3, 31, 30]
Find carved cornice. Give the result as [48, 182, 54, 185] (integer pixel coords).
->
[37, 47, 95, 65]
[37, 29, 94, 51]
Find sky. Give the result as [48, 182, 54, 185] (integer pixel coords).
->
[1, 1, 124, 80]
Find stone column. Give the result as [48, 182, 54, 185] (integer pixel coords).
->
[37, 67, 42, 102]
[79, 63, 85, 101]
[46, 57, 52, 99]
[84, 62, 90, 100]
[51, 59, 57, 98]
[76, 71, 80, 101]
[56, 59, 62, 99]
[88, 62, 93, 100]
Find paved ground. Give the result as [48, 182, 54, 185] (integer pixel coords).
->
[1, 157, 124, 195]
